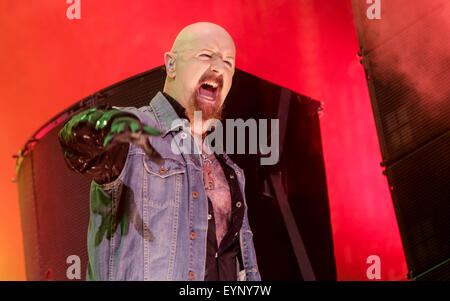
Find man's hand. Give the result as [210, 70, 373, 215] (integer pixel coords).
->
[102, 115, 165, 166]
[59, 107, 166, 180]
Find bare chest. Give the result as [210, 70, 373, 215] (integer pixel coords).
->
[202, 154, 232, 243]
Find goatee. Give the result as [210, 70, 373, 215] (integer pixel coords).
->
[186, 92, 224, 122]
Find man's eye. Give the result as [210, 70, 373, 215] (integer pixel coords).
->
[224, 60, 233, 67]
[200, 54, 212, 58]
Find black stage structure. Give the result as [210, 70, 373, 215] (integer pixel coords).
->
[15, 66, 336, 281]
[352, 0, 450, 280]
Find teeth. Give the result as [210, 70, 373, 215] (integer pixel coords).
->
[203, 81, 218, 88]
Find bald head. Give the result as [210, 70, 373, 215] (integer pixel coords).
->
[171, 22, 236, 55]
[163, 22, 236, 129]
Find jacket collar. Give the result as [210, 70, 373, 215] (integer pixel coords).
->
[149, 92, 189, 137]
[149, 92, 237, 166]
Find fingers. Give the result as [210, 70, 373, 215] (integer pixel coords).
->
[103, 117, 164, 165]
[104, 130, 165, 166]
[128, 132, 165, 166]
[142, 138, 165, 166]
[142, 125, 162, 136]
[128, 119, 140, 133]
[103, 131, 116, 148]
[103, 117, 161, 147]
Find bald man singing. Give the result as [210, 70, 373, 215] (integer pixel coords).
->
[58, 22, 261, 281]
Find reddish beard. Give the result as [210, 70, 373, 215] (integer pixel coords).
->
[185, 90, 224, 121]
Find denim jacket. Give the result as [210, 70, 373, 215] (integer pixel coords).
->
[86, 92, 261, 281]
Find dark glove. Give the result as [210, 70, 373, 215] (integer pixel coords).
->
[59, 107, 164, 182]
[99, 112, 164, 166]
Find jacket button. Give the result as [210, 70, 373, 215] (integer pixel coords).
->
[229, 174, 235, 179]
[192, 191, 198, 198]
[190, 232, 197, 240]
[236, 171, 241, 176]
[207, 214, 212, 220]
[159, 167, 166, 175]
[188, 271, 195, 279]
[236, 201, 242, 208]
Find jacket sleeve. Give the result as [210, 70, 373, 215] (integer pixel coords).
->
[58, 107, 136, 184]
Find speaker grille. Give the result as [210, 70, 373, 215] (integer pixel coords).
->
[366, 6, 450, 163]
[387, 130, 450, 277]
[352, 0, 450, 280]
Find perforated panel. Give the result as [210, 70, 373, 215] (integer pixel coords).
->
[16, 153, 41, 280]
[366, 5, 450, 163]
[387, 131, 450, 278]
[99, 67, 166, 108]
[31, 123, 91, 280]
[352, 0, 450, 280]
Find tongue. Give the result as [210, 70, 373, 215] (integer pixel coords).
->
[199, 86, 216, 99]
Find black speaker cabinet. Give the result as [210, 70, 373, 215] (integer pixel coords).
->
[352, 0, 450, 280]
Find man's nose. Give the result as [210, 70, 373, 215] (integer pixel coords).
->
[210, 58, 226, 75]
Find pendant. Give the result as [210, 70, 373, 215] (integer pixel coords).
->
[202, 155, 215, 190]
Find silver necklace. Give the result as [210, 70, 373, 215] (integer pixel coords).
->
[201, 153, 215, 190]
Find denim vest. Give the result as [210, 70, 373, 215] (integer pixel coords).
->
[86, 92, 261, 281]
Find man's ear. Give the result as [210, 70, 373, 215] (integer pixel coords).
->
[164, 52, 176, 78]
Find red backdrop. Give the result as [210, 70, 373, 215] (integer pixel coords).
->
[0, 0, 407, 280]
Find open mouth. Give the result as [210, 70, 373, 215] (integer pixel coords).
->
[197, 80, 220, 103]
